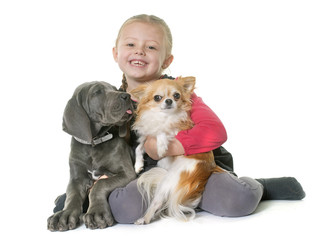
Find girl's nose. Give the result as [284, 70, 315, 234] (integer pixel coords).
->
[135, 47, 146, 56]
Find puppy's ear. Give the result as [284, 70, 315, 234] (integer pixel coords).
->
[177, 76, 196, 93]
[129, 84, 148, 101]
[62, 89, 93, 142]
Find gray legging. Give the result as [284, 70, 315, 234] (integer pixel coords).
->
[108, 171, 263, 223]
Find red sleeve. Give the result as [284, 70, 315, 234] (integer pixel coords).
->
[175, 93, 227, 155]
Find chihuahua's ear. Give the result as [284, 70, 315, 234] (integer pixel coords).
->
[177, 76, 196, 93]
[129, 84, 148, 101]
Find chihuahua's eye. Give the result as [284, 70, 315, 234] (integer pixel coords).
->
[173, 92, 180, 100]
[154, 95, 163, 102]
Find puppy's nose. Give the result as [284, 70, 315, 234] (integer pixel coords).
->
[165, 99, 173, 106]
[120, 93, 130, 101]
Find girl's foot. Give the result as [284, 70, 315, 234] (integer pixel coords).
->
[256, 177, 305, 200]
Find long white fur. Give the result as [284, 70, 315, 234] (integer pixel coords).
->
[134, 106, 189, 173]
[136, 156, 200, 224]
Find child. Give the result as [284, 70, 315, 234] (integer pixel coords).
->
[54, 14, 305, 223]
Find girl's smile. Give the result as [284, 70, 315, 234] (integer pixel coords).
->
[113, 21, 173, 91]
[129, 59, 147, 67]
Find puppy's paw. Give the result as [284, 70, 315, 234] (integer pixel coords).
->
[47, 209, 81, 231]
[83, 208, 114, 229]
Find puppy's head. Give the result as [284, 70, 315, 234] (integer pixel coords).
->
[63, 81, 134, 141]
[130, 76, 195, 114]
[84, 82, 133, 126]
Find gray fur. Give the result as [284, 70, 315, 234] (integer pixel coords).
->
[47, 81, 136, 231]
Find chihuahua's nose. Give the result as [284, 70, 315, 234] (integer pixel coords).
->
[120, 93, 130, 101]
[165, 99, 173, 106]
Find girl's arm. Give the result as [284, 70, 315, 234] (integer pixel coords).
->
[176, 93, 227, 155]
[144, 137, 185, 160]
[144, 93, 227, 159]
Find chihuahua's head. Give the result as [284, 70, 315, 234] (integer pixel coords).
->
[130, 77, 196, 115]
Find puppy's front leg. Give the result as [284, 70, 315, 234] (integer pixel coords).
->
[83, 179, 115, 229]
[84, 171, 135, 229]
[47, 178, 90, 231]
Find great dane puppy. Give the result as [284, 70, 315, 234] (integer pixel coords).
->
[47, 81, 136, 231]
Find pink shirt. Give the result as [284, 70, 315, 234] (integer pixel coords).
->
[175, 93, 227, 155]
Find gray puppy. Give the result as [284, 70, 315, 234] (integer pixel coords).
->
[47, 81, 136, 231]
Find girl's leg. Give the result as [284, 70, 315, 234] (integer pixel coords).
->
[54, 175, 305, 222]
[53, 194, 66, 213]
[199, 172, 263, 217]
[108, 179, 146, 224]
[54, 173, 262, 220]
[256, 177, 305, 200]
[53, 194, 89, 213]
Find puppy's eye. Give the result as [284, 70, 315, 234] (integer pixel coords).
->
[154, 95, 163, 102]
[173, 92, 180, 100]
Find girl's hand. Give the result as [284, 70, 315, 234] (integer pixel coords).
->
[144, 136, 185, 160]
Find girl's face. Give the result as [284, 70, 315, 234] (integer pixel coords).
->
[113, 22, 173, 89]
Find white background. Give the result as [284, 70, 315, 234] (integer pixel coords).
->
[0, 0, 320, 239]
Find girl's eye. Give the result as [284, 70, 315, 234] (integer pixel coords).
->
[154, 95, 163, 102]
[148, 46, 156, 50]
[127, 43, 134, 47]
[173, 92, 180, 100]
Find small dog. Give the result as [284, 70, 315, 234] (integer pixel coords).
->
[47, 81, 136, 231]
[130, 77, 224, 224]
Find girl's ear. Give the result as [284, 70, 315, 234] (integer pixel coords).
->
[162, 55, 174, 69]
[177, 76, 196, 93]
[112, 47, 118, 62]
[129, 84, 148, 101]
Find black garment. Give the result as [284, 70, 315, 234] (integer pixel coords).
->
[213, 146, 234, 172]
[256, 177, 305, 201]
[137, 146, 234, 175]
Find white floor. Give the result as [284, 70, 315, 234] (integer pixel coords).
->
[7, 196, 319, 240]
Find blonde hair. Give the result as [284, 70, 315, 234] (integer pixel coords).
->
[116, 14, 173, 57]
[116, 14, 173, 91]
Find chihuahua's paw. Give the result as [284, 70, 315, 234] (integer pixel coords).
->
[134, 218, 146, 225]
[157, 134, 169, 158]
[134, 160, 144, 174]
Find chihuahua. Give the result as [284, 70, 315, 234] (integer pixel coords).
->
[130, 77, 223, 224]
